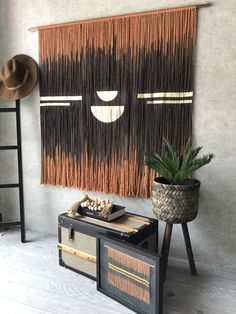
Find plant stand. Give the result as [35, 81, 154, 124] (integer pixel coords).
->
[161, 222, 197, 281]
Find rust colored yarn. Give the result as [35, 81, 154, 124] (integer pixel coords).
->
[39, 6, 196, 197]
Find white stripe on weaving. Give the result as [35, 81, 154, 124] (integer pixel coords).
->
[40, 102, 70, 106]
[91, 106, 124, 123]
[40, 96, 82, 101]
[147, 100, 192, 104]
[96, 91, 118, 101]
[137, 92, 193, 99]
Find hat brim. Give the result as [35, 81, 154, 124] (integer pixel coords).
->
[0, 54, 38, 101]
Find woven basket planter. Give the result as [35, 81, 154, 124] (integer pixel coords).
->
[152, 177, 201, 224]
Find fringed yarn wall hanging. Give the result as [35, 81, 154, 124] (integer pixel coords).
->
[97, 235, 163, 314]
[107, 246, 151, 304]
[39, 6, 197, 197]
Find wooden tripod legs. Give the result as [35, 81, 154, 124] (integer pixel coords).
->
[161, 222, 197, 281]
[161, 223, 173, 282]
[182, 222, 197, 276]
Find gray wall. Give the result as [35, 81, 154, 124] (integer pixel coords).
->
[0, 0, 236, 269]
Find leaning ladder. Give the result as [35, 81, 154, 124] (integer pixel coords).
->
[0, 99, 26, 242]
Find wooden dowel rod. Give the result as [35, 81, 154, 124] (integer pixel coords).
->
[28, 3, 212, 32]
[58, 243, 96, 263]
[75, 215, 139, 233]
[126, 216, 150, 225]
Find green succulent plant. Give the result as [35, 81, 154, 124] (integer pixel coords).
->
[145, 138, 214, 185]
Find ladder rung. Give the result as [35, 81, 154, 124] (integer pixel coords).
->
[0, 183, 20, 188]
[0, 145, 18, 150]
[0, 108, 16, 112]
[0, 221, 21, 227]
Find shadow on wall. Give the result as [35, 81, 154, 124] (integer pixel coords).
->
[177, 185, 235, 269]
[0, 0, 14, 64]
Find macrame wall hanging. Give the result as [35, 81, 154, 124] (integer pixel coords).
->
[38, 6, 197, 197]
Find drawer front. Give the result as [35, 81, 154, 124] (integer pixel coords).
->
[58, 226, 157, 279]
[59, 227, 96, 278]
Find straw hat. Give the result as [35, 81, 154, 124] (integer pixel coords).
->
[0, 54, 38, 100]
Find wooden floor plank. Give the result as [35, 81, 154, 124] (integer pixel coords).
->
[164, 298, 234, 314]
[0, 228, 236, 314]
[0, 298, 51, 314]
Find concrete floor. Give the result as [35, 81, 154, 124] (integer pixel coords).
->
[0, 227, 236, 314]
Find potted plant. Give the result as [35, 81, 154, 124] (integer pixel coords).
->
[145, 139, 214, 223]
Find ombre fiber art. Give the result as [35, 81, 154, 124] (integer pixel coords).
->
[107, 245, 151, 304]
[39, 6, 197, 197]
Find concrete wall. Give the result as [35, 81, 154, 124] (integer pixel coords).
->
[0, 0, 236, 269]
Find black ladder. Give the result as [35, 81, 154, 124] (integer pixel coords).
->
[0, 99, 26, 242]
